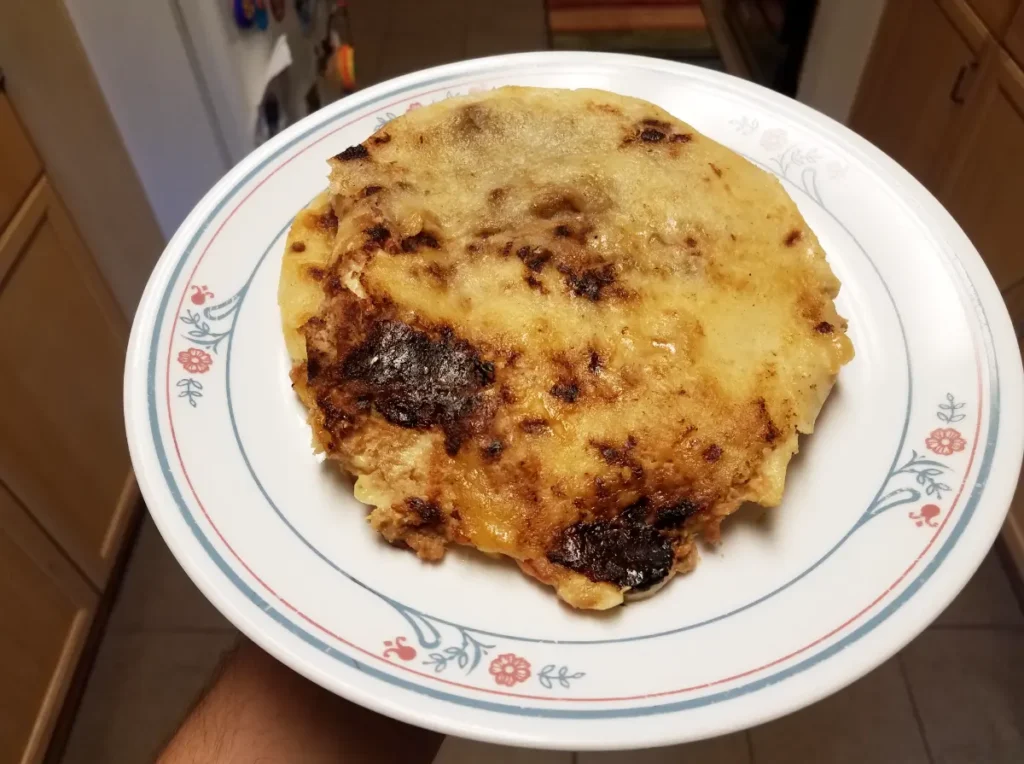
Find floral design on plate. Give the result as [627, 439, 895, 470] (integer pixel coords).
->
[489, 653, 531, 687]
[926, 427, 967, 456]
[178, 347, 213, 374]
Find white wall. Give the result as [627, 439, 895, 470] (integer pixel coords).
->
[63, 0, 230, 239]
[797, 0, 889, 124]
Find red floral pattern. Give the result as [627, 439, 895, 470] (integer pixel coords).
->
[178, 347, 213, 374]
[925, 427, 966, 456]
[489, 653, 531, 687]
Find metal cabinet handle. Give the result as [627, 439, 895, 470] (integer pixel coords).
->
[950, 61, 978, 104]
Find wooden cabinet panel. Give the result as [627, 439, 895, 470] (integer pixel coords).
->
[939, 49, 1024, 290]
[966, 0, 1020, 34]
[851, 0, 985, 190]
[1007, 1, 1024, 66]
[0, 178, 131, 586]
[0, 94, 42, 233]
[1001, 277, 1024, 582]
[0, 480, 95, 764]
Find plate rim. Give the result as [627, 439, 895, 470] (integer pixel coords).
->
[124, 51, 1024, 749]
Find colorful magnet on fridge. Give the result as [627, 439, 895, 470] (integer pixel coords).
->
[270, 0, 286, 22]
[335, 44, 356, 91]
[233, 0, 256, 28]
[254, 0, 269, 29]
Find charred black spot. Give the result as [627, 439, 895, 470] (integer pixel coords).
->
[362, 185, 383, 197]
[335, 144, 369, 161]
[371, 133, 392, 145]
[588, 350, 603, 373]
[785, 229, 803, 246]
[324, 274, 344, 296]
[364, 224, 391, 243]
[488, 187, 506, 204]
[709, 163, 723, 177]
[815, 321, 834, 334]
[756, 398, 781, 444]
[520, 418, 549, 434]
[476, 226, 502, 239]
[640, 128, 665, 143]
[481, 439, 504, 462]
[532, 194, 580, 219]
[401, 231, 441, 252]
[516, 246, 552, 272]
[548, 514, 673, 591]
[642, 118, 672, 129]
[553, 224, 573, 238]
[525, 274, 546, 293]
[561, 263, 616, 301]
[550, 380, 580, 403]
[653, 499, 700, 530]
[501, 241, 514, 256]
[316, 208, 339, 232]
[340, 321, 494, 455]
[703, 444, 722, 462]
[670, 133, 693, 143]
[594, 439, 644, 481]
[305, 265, 325, 281]
[685, 236, 698, 248]
[406, 497, 442, 526]
[291, 241, 307, 252]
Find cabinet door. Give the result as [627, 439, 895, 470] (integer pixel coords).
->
[850, 0, 986, 190]
[1007, 1, 1024, 66]
[0, 94, 42, 231]
[0, 178, 132, 586]
[965, 0, 1020, 35]
[939, 49, 1024, 290]
[1000, 277, 1024, 582]
[0, 480, 96, 764]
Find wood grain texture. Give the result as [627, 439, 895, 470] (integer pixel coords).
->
[1000, 276, 1024, 584]
[1007, 1, 1024, 66]
[0, 0, 164, 317]
[850, 0, 985, 191]
[0, 95, 42, 233]
[938, 48, 1024, 290]
[964, 0, 1021, 35]
[0, 480, 95, 764]
[0, 178, 130, 586]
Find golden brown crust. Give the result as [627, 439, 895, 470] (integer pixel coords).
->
[279, 87, 854, 609]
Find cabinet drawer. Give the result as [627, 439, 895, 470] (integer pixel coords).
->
[0, 93, 42, 233]
[0, 178, 131, 585]
[0, 479, 96, 764]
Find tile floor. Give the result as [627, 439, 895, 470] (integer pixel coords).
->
[60, 517, 1024, 763]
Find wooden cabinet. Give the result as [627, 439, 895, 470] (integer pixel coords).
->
[852, 0, 1024, 578]
[850, 0, 985, 189]
[0, 94, 41, 231]
[939, 48, 1024, 290]
[0, 92, 136, 762]
[0, 481, 96, 764]
[0, 176, 133, 586]
[1007, 1, 1024, 65]
[966, 0, 1020, 34]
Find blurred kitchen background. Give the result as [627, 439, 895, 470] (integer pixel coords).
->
[1, 1, 1022, 763]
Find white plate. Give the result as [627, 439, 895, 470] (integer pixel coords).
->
[124, 53, 1024, 751]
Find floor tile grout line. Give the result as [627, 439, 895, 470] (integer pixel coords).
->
[897, 653, 936, 764]
[746, 729, 756, 763]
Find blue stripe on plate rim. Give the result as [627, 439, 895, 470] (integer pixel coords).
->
[145, 64, 1001, 717]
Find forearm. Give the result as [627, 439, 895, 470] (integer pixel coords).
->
[159, 639, 443, 764]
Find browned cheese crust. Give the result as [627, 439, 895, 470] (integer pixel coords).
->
[278, 87, 854, 609]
